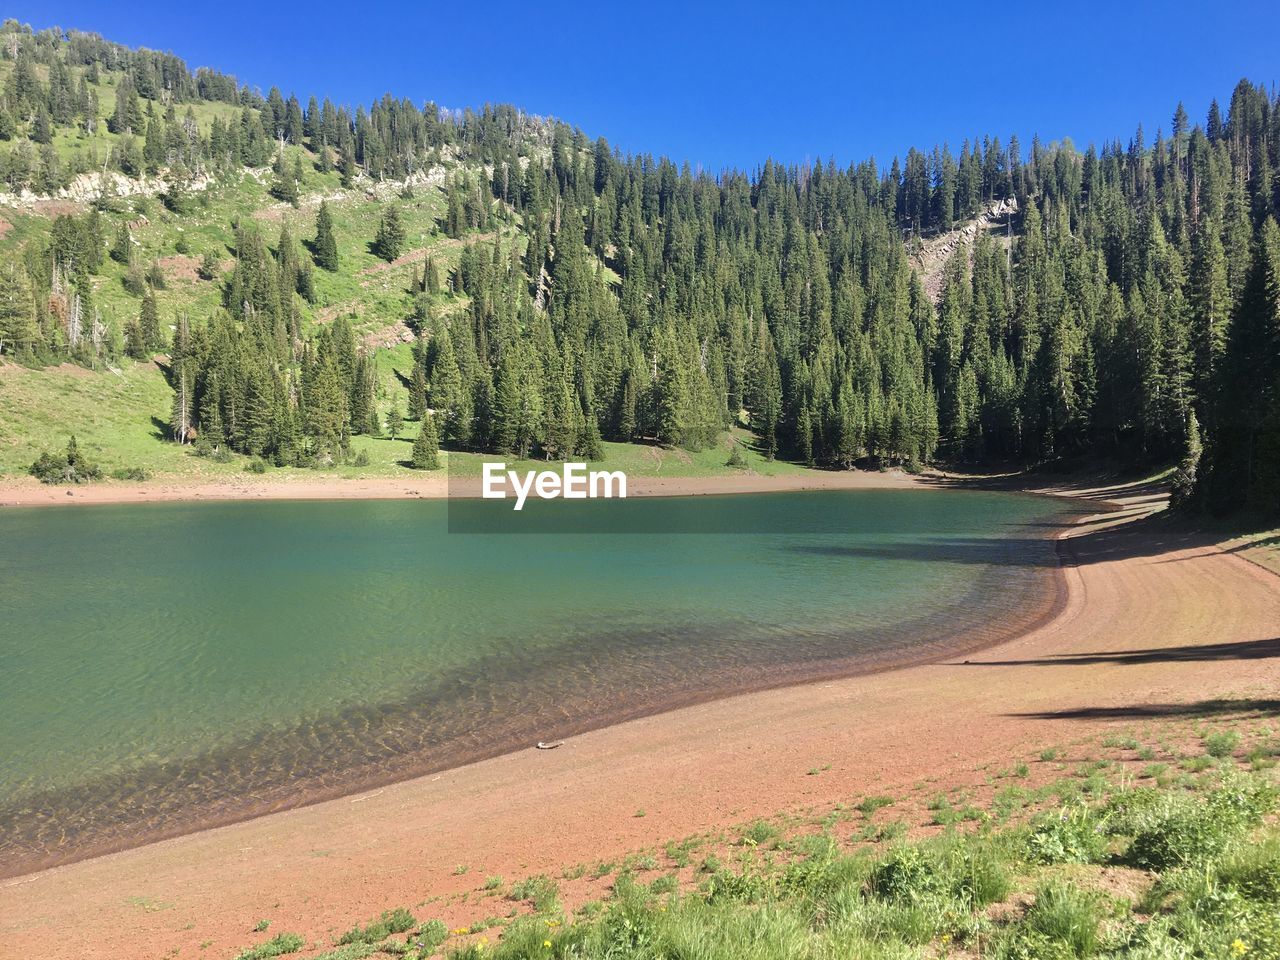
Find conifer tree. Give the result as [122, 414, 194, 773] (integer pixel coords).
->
[111, 222, 133, 265]
[0, 262, 37, 357]
[136, 292, 163, 353]
[372, 205, 406, 262]
[412, 412, 440, 469]
[386, 397, 403, 439]
[313, 201, 339, 271]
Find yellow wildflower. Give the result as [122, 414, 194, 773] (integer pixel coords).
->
[1231, 940, 1249, 957]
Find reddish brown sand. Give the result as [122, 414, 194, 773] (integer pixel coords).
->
[2, 482, 1278, 959]
[0, 466, 920, 507]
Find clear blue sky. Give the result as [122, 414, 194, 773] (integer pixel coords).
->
[10, 0, 1279, 171]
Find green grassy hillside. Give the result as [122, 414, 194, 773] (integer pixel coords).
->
[0, 357, 800, 482]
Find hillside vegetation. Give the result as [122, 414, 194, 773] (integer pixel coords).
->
[0, 21, 1277, 515]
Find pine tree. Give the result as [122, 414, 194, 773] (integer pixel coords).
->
[139, 292, 163, 352]
[412, 412, 440, 469]
[579, 412, 605, 461]
[271, 152, 300, 205]
[313, 200, 339, 271]
[0, 262, 37, 357]
[409, 348, 428, 421]
[124, 317, 147, 359]
[372, 205, 406, 262]
[111, 222, 133, 265]
[306, 355, 350, 456]
[386, 397, 403, 439]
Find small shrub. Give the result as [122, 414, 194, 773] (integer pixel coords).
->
[29, 437, 101, 484]
[1025, 806, 1107, 865]
[198, 251, 219, 280]
[856, 795, 895, 816]
[867, 819, 908, 843]
[703, 863, 774, 905]
[123, 263, 148, 296]
[1126, 779, 1276, 870]
[1204, 730, 1241, 759]
[869, 844, 949, 902]
[336, 908, 415, 945]
[740, 820, 779, 846]
[1021, 882, 1102, 957]
[415, 919, 447, 952]
[245, 458, 268, 474]
[252, 919, 270, 932]
[650, 873, 678, 895]
[1214, 837, 1280, 902]
[110, 466, 150, 481]
[868, 839, 1010, 918]
[233, 932, 304, 960]
[507, 875, 559, 914]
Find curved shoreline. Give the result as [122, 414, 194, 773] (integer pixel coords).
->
[0, 466, 922, 507]
[0, 496, 1077, 879]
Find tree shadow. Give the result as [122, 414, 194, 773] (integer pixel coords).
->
[1223, 534, 1280, 556]
[149, 415, 170, 442]
[916, 469, 1171, 505]
[949, 636, 1280, 667]
[1007, 698, 1280, 721]
[786, 539, 1059, 567]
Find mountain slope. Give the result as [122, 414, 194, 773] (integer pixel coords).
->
[0, 22, 1278, 513]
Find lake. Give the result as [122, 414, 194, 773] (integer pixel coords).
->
[0, 488, 1070, 875]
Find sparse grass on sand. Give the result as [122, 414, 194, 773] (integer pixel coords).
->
[223, 719, 1280, 960]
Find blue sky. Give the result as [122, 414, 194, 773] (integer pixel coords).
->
[11, 0, 1279, 171]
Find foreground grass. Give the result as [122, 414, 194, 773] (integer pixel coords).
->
[227, 718, 1280, 960]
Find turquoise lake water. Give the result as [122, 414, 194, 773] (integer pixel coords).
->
[0, 489, 1068, 873]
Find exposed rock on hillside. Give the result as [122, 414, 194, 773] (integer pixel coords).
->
[909, 197, 1017, 302]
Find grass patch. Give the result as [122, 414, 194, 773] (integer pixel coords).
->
[232, 932, 304, 960]
[336, 908, 415, 945]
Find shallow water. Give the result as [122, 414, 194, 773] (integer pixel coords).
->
[0, 488, 1069, 873]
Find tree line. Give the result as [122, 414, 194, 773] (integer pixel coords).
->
[0, 22, 1276, 514]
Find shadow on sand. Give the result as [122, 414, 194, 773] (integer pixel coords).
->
[1007, 698, 1280, 721]
[948, 636, 1280, 668]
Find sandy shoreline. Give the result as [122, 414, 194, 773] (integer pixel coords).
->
[2, 481, 1278, 958]
[0, 466, 921, 508]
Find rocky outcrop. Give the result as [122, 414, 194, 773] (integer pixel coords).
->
[0, 170, 215, 210]
[909, 197, 1018, 303]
